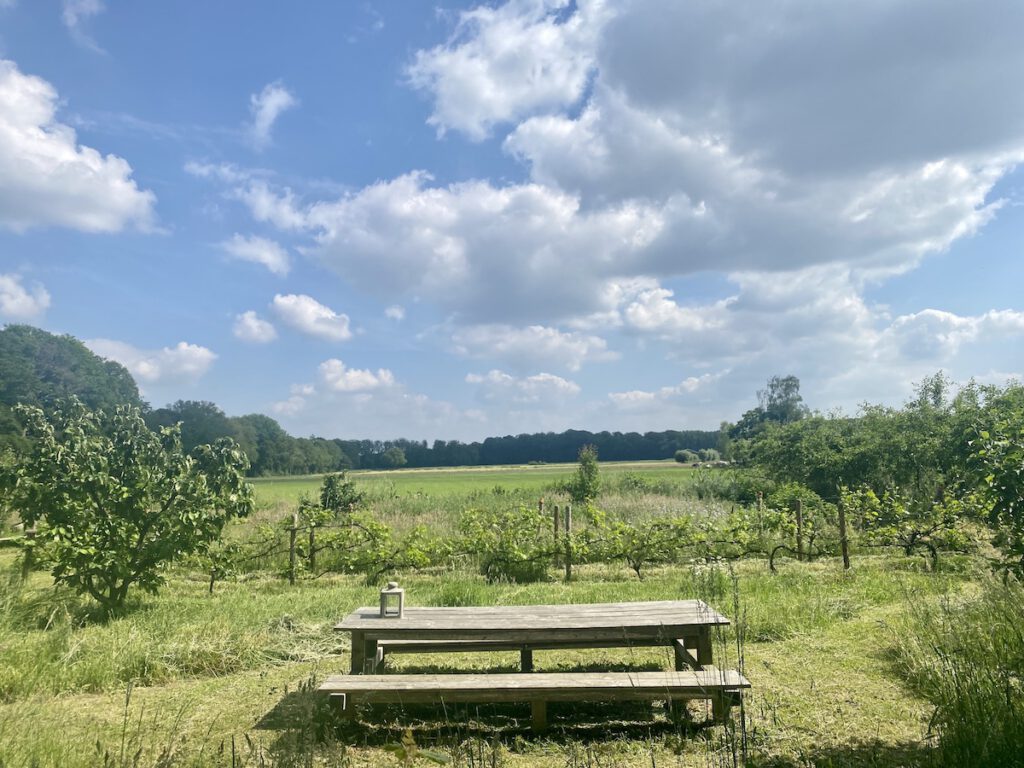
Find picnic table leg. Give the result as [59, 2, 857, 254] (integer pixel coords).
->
[520, 647, 534, 672]
[710, 691, 733, 723]
[695, 627, 713, 667]
[364, 637, 381, 673]
[531, 700, 548, 731]
[350, 631, 365, 674]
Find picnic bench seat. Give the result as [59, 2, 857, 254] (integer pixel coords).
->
[320, 669, 750, 731]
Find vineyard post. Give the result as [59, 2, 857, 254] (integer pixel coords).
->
[564, 504, 572, 582]
[838, 497, 851, 570]
[21, 526, 36, 581]
[308, 523, 316, 571]
[794, 499, 804, 562]
[289, 511, 298, 585]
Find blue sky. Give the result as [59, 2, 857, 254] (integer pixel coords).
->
[0, 0, 1022, 441]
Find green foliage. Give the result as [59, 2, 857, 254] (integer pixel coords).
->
[318, 472, 364, 516]
[974, 406, 1024, 573]
[893, 576, 1024, 766]
[381, 446, 408, 468]
[674, 449, 698, 463]
[568, 444, 601, 504]
[601, 515, 699, 578]
[690, 466, 775, 503]
[458, 505, 555, 582]
[729, 374, 809, 440]
[842, 485, 977, 567]
[0, 325, 144, 454]
[9, 399, 253, 612]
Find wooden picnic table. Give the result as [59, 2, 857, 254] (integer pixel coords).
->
[335, 599, 730, 674]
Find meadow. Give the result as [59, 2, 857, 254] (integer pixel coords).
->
[0, 461, 1018, 767]
[249, 460, 691, 504]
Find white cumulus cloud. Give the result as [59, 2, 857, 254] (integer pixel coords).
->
[452, 324, 615, 371]
[0, 59, 155, 233]
[220, 233, 290, 275]
[271, 294, 352, 342]
[86, 339, 217, 384]
[319, 359, 395, 392]
[466, 369, 580, 404]
[408, 0, 609, 140]
[0, 273, 50, 319]
[232, 310, 277, 343]
[247, 81, 297, 150]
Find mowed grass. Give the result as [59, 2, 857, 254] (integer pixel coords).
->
[251, 460, 692, 507]
[0, 548, 970, 767]
[0, 463, 978, 766]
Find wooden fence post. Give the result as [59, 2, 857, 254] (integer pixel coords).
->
[838, 497, 851, 570]
[794, 499, 804, 562]
[289, 511, 298, 585]
[21, 527, 36, 581]
[564, 504, 572, 582]
[308, 523, 316, 571]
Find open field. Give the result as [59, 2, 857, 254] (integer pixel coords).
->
[250, 460, 693, 507]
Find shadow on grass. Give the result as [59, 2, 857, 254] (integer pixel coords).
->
[256, 686, 712, 747]
[757, 737, 936, 767]
[388, 658, 666, 675]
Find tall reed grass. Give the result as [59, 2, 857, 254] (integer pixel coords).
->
[893, 576, 1024, 766]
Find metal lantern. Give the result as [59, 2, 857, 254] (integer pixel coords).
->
[379, 581, 405, 618]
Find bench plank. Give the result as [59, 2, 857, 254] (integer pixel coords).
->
[321, 670, 749, 698]
[321, 670, 749, 730]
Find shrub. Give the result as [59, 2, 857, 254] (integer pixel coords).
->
[458, 505, 555, 582]
[568, 444, 601, 504]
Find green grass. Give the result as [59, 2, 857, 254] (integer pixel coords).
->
[0, 548, 975, 767]
[0, 463, 1000, 767]
[250, 460, 693, 508]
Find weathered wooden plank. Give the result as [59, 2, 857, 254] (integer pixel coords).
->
[334, 600, 730, 632]
[375, 637, 677, 654]
[320, 670, 750, 696]
[337, 615, 730, 632]
[360, 627, 708, 644]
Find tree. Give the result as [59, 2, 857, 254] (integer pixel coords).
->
[381, 446, 408, 468]
[10, 400, 253, 613]
[319, 471, 364, 515]
[975, 403, 1024, 573]
[146, 400, 235, 454]
[0, 325, 144, 453]
[730, 374, 809, 440]
[569, 444, 601, 504]
[675, 449, 699, 463]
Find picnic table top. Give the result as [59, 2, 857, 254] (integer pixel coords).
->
[334, 599, 730, 633]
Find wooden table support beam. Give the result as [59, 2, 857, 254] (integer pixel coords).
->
[531, 700, 547, 731]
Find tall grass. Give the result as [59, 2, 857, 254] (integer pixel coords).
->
[893, 576, 1024, 765]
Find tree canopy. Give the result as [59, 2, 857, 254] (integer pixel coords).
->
[0, 325, 143, 452]
[10, 399, 253, 612]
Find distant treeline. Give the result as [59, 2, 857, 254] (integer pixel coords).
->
[346, 428, 721, 470]
[0, 324, 719, 475]
[149, 401, 718, 475]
